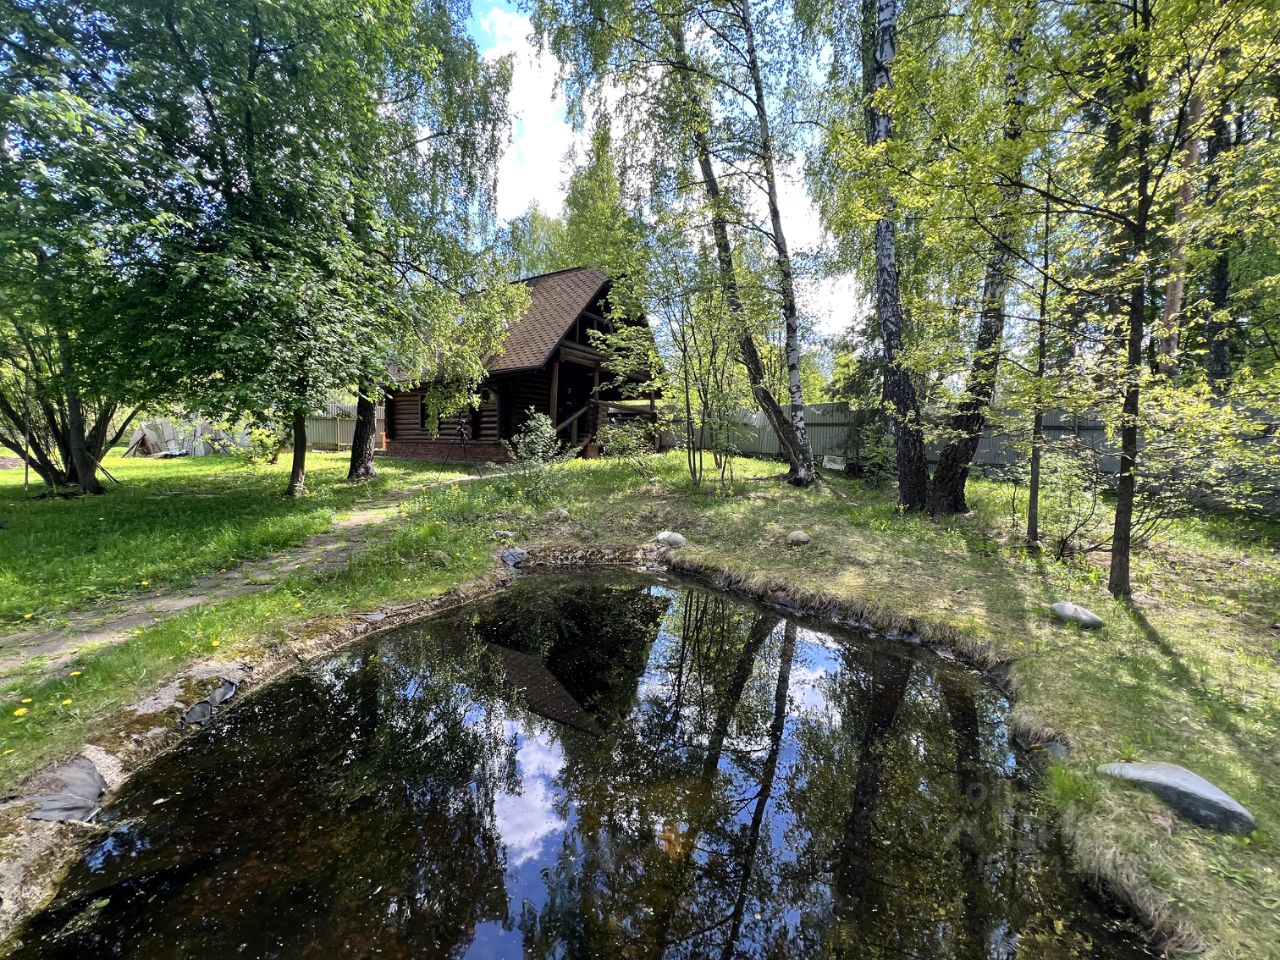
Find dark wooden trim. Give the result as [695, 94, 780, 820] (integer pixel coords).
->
[549, 359, 560, 421]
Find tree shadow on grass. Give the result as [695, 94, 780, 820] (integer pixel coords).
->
[1121, 605, 1262, 762]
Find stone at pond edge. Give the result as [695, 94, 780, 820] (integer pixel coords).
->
[501, 547, 527, 568]
[1097, 761, 1255, 834]
[207, 678, 238, 707]
[655, 531, 687, 549]
[546, 507, 570, 522]
[178, 701, 213, 729]
[1050, 600, 1103, 629]
[786, 530, 812, 546]
[27, 756, 106, 823]
[493, 530, 518, 541]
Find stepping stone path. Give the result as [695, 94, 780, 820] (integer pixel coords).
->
[1097, 761, 1255, 834]
[1050, 600, 1104, 629]
[0, 474, 485, 683]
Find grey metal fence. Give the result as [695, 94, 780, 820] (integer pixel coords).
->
[681, 403, 1120, 471]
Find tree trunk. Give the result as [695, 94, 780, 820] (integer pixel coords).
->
[287, 409, 308, 497]
[718, 619, 796, 960]
[1203, 103, 1234, 394]
[928, 30, 1026, 515]
[1027, 187, 1052, 548]
[56, 330, 103, 495]
[865, 0, 928, 510]
[347, 384, 379, 481]
[834, 651, 913, 915]
[1156, 96, 1203, 376]
[1108, 13, 1152, 600]
[741, 0, 815, 486]
[667, 22, 812, 481]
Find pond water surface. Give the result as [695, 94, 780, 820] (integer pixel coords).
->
[14, 574, 1154, 959]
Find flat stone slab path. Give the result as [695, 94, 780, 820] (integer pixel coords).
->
[0, 475, 480, 682]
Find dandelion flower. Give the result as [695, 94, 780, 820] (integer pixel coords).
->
[13, 708, 28, 717]
[20, 698, 31, 704]
[61, 699, 72, 706]
[70, 671, 82, 677]
[211, 640, 221, 648]
[23, 613, 33, 620]
[293, 602, 302, 609]
[140, 579, 150, 587]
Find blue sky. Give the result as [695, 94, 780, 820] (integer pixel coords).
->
[469, 0, 577, 221]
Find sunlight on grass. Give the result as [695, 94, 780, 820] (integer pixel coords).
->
[0, 452, 465, 625]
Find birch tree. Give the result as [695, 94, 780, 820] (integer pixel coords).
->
[531, 0, 818, 484]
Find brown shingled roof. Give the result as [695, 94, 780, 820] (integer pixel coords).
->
[489, 266, 610, 374]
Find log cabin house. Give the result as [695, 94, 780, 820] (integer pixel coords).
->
[384, 267, 659, 463]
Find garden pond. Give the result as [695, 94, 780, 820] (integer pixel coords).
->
[10, 573, 1154, 959]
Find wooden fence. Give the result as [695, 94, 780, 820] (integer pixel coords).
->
[304, 402, 386, 451]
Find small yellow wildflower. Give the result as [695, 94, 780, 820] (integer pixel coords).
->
[293, 602, 302, 609]
[219, 568, 227, 574]
[140, 579, 150, 587]
[69, 671, 82, 677]
[13, 708, 28, 717]
[23, 613, 33, 620]
[2, 749, 14, 756]
[210, 640, 221, 648]
[20, 698, 32, 704]
[60, 699, 72, 706]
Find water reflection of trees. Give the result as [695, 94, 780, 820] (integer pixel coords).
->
[520, 587, 1110, 960]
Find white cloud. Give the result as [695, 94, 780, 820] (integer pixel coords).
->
[479, 6, 574, 221]
[495, 725, 566, 867]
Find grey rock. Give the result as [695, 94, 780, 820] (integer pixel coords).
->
[575, 529, 597, 542]
[177, 700, 213, 729]
[28, 793, 100, 823]
[655, 531, 687, 549]
[358, 611, 388, 623]
[494, 530, 518, 541]
[27, 756, 106, 823]
[430, 550, 452, 566]
[546, 507, 570, 522]
[786, 530, 812, 546]
[1097, 761, 1255, 834]
[206, 678, 238, 707]
[1050, 601, 1104, 629]
[500, 547, 527, 568]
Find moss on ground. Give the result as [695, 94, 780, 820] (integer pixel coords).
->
[1, 452, 1276, 957]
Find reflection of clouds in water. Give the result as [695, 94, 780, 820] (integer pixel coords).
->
[788, 663, 834, 715]
[495, 722, 566, 867]
[789, 636, 841, 722]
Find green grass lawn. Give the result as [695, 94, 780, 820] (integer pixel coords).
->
[0, 451, 465, 627]
[0, 452, 1276, 957]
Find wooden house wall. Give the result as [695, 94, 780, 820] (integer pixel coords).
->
[495, 369, 551, 437]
